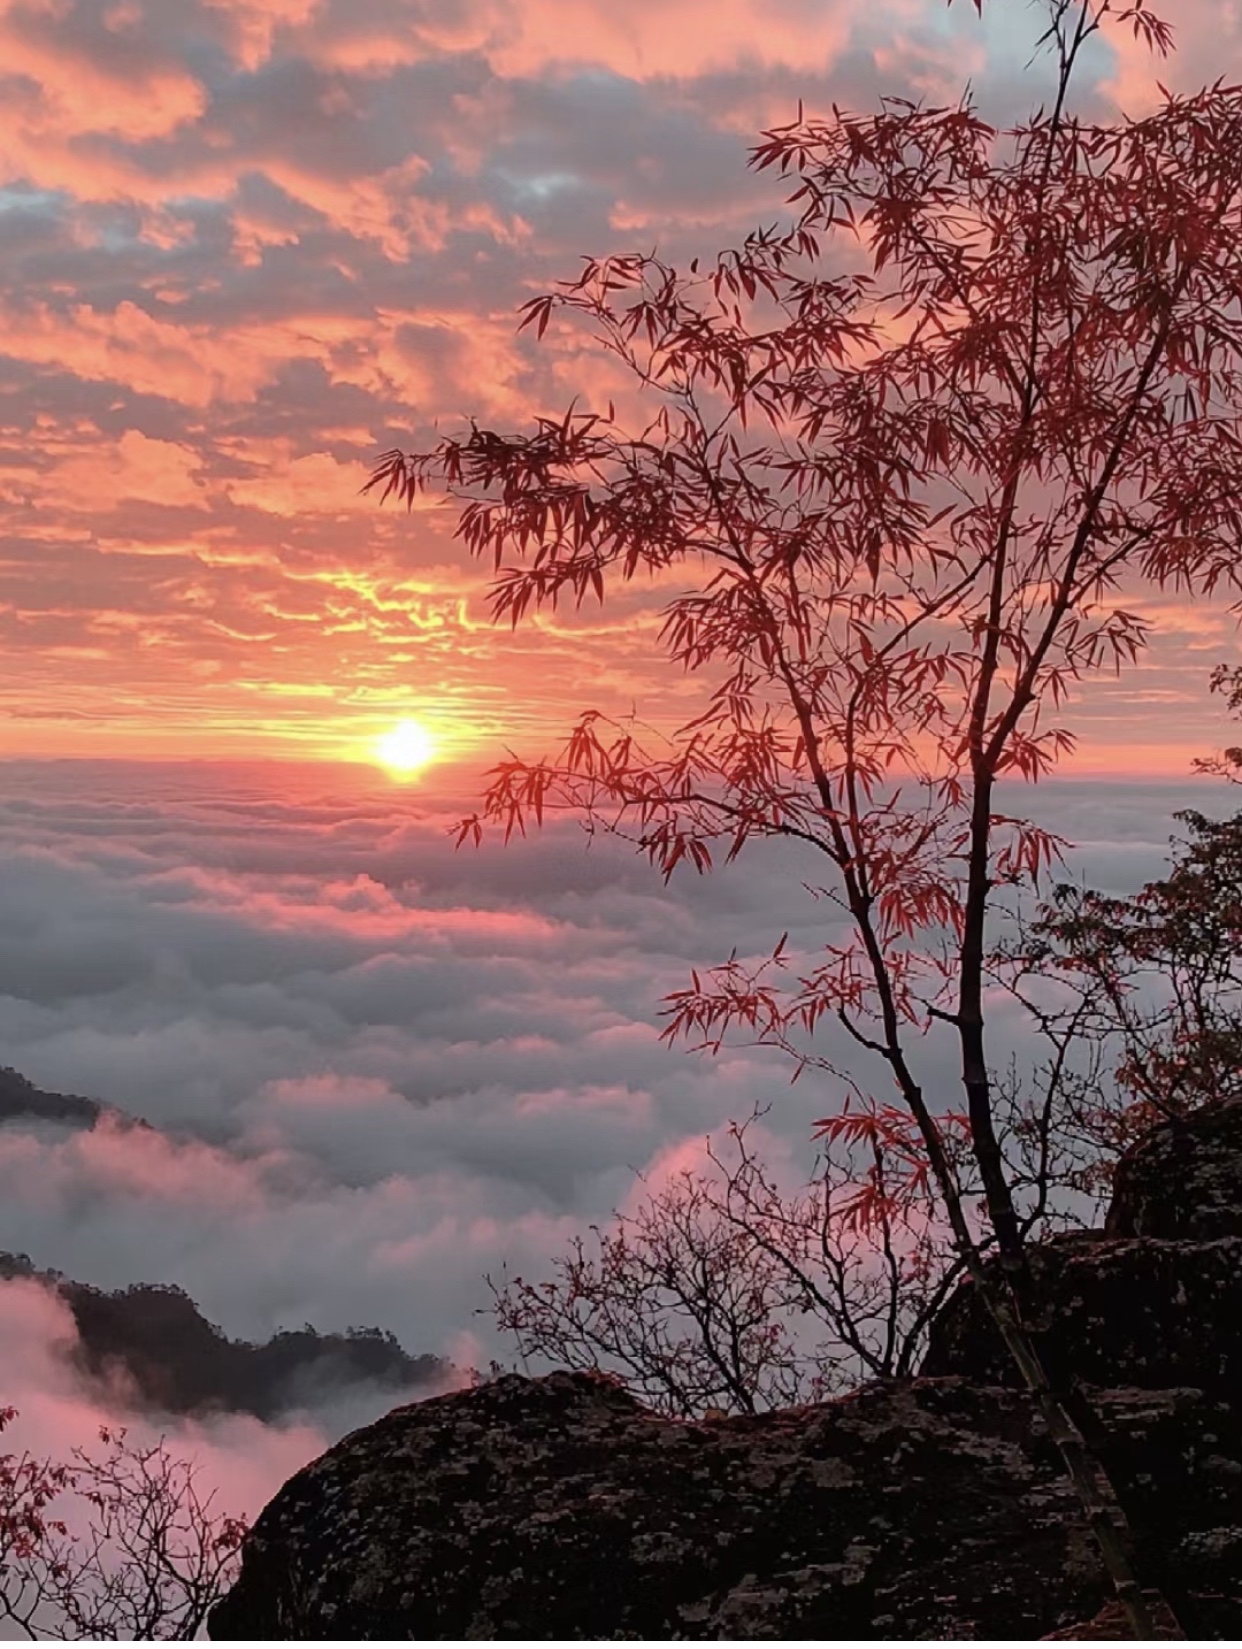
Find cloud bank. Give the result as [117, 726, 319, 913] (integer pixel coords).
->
[0, 757, 1232, 1361]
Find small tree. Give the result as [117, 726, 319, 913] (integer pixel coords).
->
[1194, 662, 1242, 785]
[371, 0, 1242, 1631]
[0, 1407, 246, 1641]
[488, 1103, 968, 1417]
[1003, 803, 1242, 1172]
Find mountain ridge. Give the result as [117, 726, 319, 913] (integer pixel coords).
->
[0, 1250, 461, 1419]
[0, 1063, 464, 1418]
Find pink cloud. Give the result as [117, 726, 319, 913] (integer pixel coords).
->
[0, 1276, 325, 1538]
[513, 1083, 655, 1124]
[0, 0, 207, 143]
[201, 0, 323, 73]
[1095, 1, 1236, 114]
[0, 1113, 287, 1211]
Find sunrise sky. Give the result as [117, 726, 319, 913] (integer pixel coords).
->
[3, 0, 1242, 1548]
[0, 0, 1239, 773]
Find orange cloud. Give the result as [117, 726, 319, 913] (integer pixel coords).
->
[0, 0, 1234, 775]
[0, 0, 207, 143]
[485, 0, 859, 81]
[222, 444, 371, 515]
[48, 430, 208, 510]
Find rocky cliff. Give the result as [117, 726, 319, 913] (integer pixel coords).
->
[0, 1064, 103, 1130]
[209, 1101, 1242, 1640]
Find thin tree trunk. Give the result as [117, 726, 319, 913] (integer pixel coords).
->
[837, 1013, 1176, 1639]
[950, 740, 1178, 1636]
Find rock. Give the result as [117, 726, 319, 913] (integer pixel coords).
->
[0, 1065, 101, 1130]
[1106, 1097, 1242, 1241]
[920, 1231, 1242, 1396]
[207, 1371, 1240, 1641]
[209, 1099, 1242, 1640]
[1041, 1595, 1186, 1639]
[923, 1097, 1242, 1396]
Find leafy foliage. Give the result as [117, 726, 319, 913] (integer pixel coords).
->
[1001, 809, 1242, 1177]
[489, 1105, 966, 1416]
[370, 4, 1242, 1229]
[0, 1408, 245, 1641]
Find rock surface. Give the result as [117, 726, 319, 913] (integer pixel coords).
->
[209, 1100, 1242, 1641]
[921, 1230, 1242, 1396]
[1106, 1096, 1242, 1241]
[208, 1372, 1241, 1641]
[923, 1099, 1242, 1395]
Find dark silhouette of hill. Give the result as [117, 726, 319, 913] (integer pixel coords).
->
[0, 1066, 461, 1416]
[0, 1252, 459, 1420]
[0, 1065, 103, 1129]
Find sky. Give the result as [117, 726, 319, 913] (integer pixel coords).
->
[2, 0, 1242, 1550]
[0, 0, 1239, 769]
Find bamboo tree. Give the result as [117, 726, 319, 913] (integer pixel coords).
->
[370, 2, 1242, 1631]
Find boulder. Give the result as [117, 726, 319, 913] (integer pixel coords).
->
[1106, 1097, 1242, 1242]
[207, 1372, 1240, 1640]
[923, 1098, 1242, 1395]
[920, 1230, 1242, 1396]
[209, 1098, 1242, 1640]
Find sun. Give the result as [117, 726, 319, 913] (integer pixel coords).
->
[375, 718, 436, 777]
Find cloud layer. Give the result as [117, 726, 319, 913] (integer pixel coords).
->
[0, 754, 1236, 1523]
[0, 757, 1231, 1344]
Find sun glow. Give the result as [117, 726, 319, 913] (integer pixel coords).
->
[375, 718, 436, 777]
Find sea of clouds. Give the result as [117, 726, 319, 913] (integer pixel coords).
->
[0, 755, 1236, 1523]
